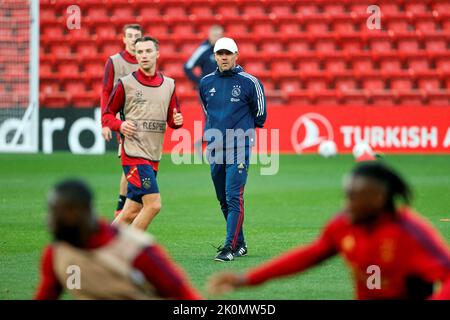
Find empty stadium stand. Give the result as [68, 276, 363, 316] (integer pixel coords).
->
[37, 0, 449, 108]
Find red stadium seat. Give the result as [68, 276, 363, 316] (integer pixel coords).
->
[315, 38, 336, 52]
[332, 19, 355, 33]
[436, 58, 450, 72]
[340, 37, 364, 52]
[243, 61, 266, 75]
[280, 79, 301, 93]
[417, 76, 441, 91]
[84, 62, 104, 78]
[370, 90, 397, 105]
[370, 38, 392, 52]
[172, 23, 195, 36]
[270, 5, 294, 17]
[425, 36, 446, 52]
[40, 62, 54, 79]
[159, 42, 177, 54]
[102, 43, 123, 57]
[86, 7, 109, 22]
[295, 4, 318, 16]
[49, 43, 73, 59]
[111, 6, 135, 22]
[58, 63, 79, 78]
[75, 42, 98, 59]
[335, 76, 357, 91]
[65, 82, 87, 94]
[287, 40, 310, 53]
[304, 19, 329, 34]
[427, 90, 450, 105]
[380, 3, 401, 14]
[253, 22, 276, 35]
[271, 61, 295, 73]
[190, 6, 214, 18]
[216, 5, 239, 19]
[407, 57, 429, 72]
[286, 90, 311, 105]
[363, 77, 385, 90]
[432, 2, 450, 14]
[72, 91, 99, 108]
[397, 37, 420, 52]
[415, 17, 437, 32]
[95, 25, 117, 39]
[138, 7, 160, 21]
[159, 63, 184, 78]
[41, 92, 70, 108]
[146, 24, 170, 37]
[165, 6, 188, 18]
[260, 42, 283, 54]
[324, 57, 346, 72]
[298, 57, 320, 72]
[237, 41, 258, 54]
[279, 22, 301, 35]
[342, 90, 368, 105]
[68, 27, 92, 42]
[380, 58, 402, 71]
[352, 56, 374, 72]
[323, 4, 345, 15]
[397, 91, 423, 105]
[405, 2, 428, 14]
[242, 5, 266, 19]
[387, 18, 411, 33]
[305, 76, 328, 91]
[226, 22, 249, 36]
[315, 90, 340, 105]
[390, 76, 414, 91]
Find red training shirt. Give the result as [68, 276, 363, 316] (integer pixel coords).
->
[244, 208, 450, 300]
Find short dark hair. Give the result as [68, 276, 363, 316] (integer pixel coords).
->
[53, 179, 93, 210]
[123, 24, 143, 34]
[134, 36, 159, 50]
[351, 162, 412, 212]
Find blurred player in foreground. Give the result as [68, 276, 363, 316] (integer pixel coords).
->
[101, 24, 142, 217]
[102, 36, 183, 231]
[34, 179, 201, 300]
[208, 162, 450, 299]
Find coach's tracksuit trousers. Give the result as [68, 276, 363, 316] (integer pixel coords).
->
[210, 147, 250, 250]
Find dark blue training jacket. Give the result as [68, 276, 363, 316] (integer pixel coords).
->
[199, 65, 267, 149]
[184, 40, 217, 86]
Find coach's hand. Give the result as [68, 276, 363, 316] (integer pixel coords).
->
[120, 121, 137, 138]
[173, 108, 183, 126]
[207, 271, 245, 296]
[102, 127, 112, 142]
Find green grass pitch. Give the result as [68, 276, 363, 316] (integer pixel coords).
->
[0, 153, 449, 299]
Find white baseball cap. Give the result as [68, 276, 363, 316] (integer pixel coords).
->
[213, 37, 238, 53]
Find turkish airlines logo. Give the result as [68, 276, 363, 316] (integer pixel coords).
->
[291, 113, 334, 153]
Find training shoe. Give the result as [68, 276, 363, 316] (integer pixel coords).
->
[214, 246, 234, 262]
[233, 243, 248, 257]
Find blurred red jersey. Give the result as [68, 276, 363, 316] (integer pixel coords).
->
[245, 208, 450, 299]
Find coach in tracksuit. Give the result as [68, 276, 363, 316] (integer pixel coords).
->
[199, 37, 267, 262]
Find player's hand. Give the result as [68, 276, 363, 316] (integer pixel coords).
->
[173, 108, 183, 126]
[120, 121, 137, 138]
[101, 127, 112, 142]
[207, 272, 244, 296]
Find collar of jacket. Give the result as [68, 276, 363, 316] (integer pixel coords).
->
[216, 65, 244, 77]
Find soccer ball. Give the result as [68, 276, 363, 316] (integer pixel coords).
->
[318, 140, 337, 158]
[352, 142, 373, 159]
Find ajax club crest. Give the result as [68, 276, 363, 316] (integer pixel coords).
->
[231, 85, 241, 97]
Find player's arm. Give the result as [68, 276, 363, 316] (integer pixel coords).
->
[406, 219, 450, 300]
[198, 81, 208, 115]
[167, 87, 183, 129]
[100, 59, 115, 141]
[133, 244, 202, 300]
[102, 81, 136, 138]
[208, 217, 340, 295]
[34, 246, 63, 300]
[248, 79, 267, 128]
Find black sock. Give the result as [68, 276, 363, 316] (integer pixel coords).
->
[116, 195, 126, 211]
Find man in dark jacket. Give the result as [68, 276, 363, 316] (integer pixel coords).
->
[199, 37, 267, 262]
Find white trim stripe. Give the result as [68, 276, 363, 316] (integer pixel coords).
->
[238, 72, 265, 117]
[185, 44, 210, 69]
